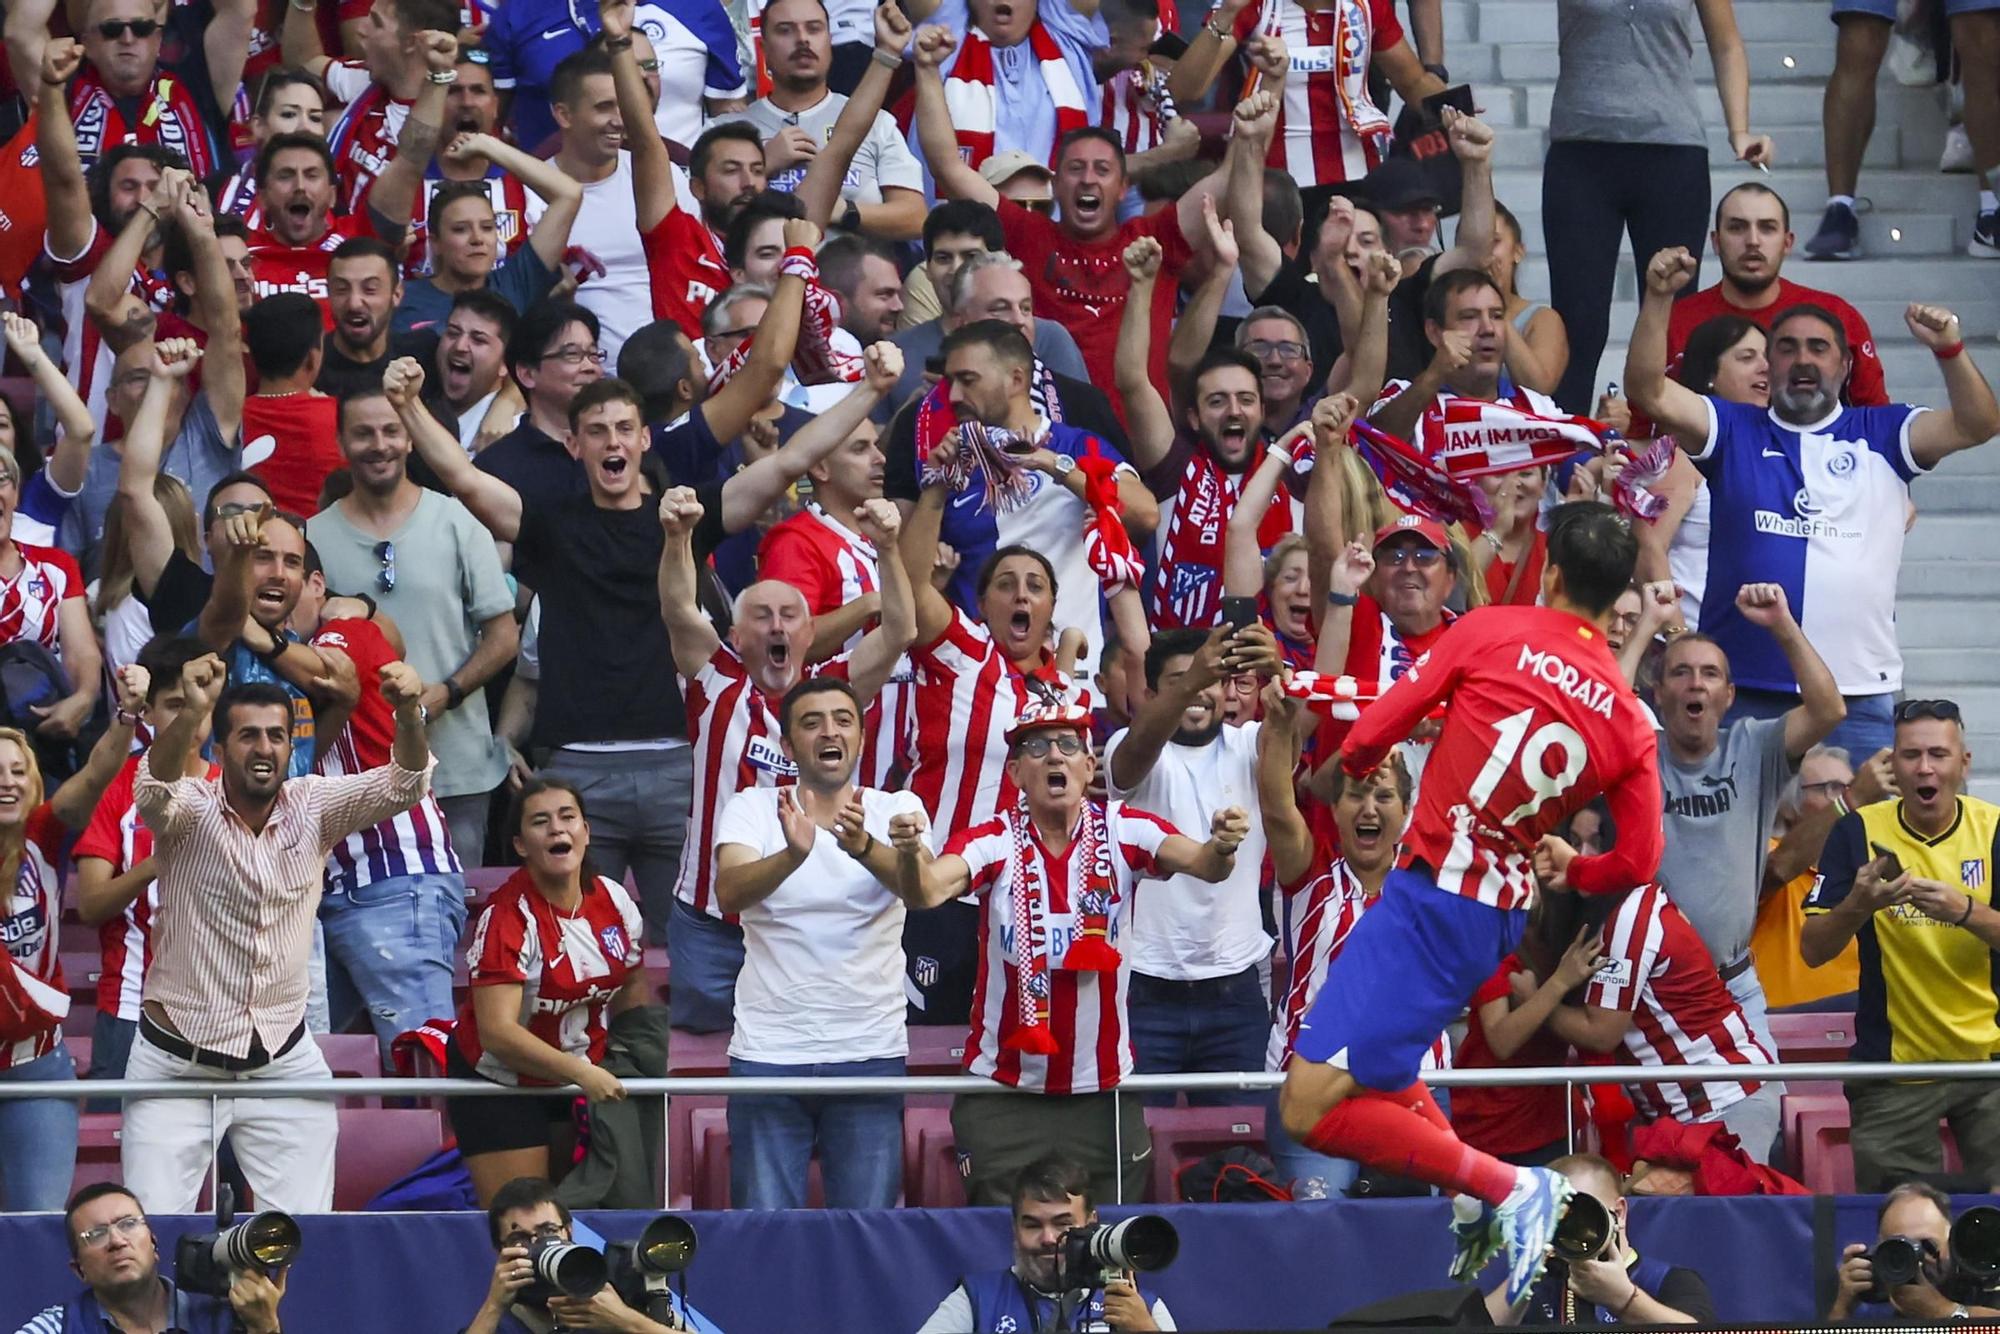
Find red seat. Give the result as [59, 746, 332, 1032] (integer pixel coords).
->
[332, 1107, 445, 1209]
[665, 1095, 724, 1210]
[1766, 1011, 1857, 1063]
[318, 1033, 385, 1108]
[1779, 1092, 1845, 1176]
[463, 866, 514, 904]
[907, 1104, 966, 1209]
[62, 1005, 96, 1036]
[667, 1027, 731, 1076]
[1143, 1104, 1267, 1204]
[70, 1111, 125, 1196]
[1794, 1099, 1962, 1193]
[907, 1026, 968, 1076]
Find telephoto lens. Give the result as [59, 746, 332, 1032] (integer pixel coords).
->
[1551, 1194, 1614, 1263]
[218, 1212, 303, 1271]
[528, 1237, 610, 1299]
[1952, 1206, 2000, 1284]
[1060, 1215, 1181, 1288]
[634, 1215, 699, 1275]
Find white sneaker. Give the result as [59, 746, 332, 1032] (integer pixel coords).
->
[1887, 31, 1936, 86]
[1941, 124, 1974, 174]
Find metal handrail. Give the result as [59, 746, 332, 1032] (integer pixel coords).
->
[0, 1059, 1991, 1100]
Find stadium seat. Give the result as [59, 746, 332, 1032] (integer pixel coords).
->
[65, 1034, 92, 1076]
[318, 1033, 385, 1108]
[1793, 1099, 1963, 1193]
[70, 1112, 125, 1195]
[62, 1004, 95, 1036]
[333, 1107, 446, 1210]
[1765, 1012, 1859, 1098]
[667, 1027, 731, 1076]
[463, 866, 513, 903]
[1779, 1091, 1845, 1176]
[1144, 1104, 1268, 1205]
[907, 1025, 968, 1076]
[666, 1094, 725, 1210]
[907, 1104, 967, 1209]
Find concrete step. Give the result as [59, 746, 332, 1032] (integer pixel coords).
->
[1904, 647, 2000, 686]
[1488, 167, 1985, 218]
[1596, 299, 2000, 346]
[1898, 598, 1999, 648]
[1898, 559, 2000, 598]
[1481, 125, 1904, 172]
[1902, 514, 1999, 559]
[1495, 40, 1837, 84]
[1487, 206, 1963, 260]
[1513, 82, 1937, 135]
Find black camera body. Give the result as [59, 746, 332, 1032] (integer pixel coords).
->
[1057, 1215, 1180, 1292]
[1863, 1234, 1939, 1304]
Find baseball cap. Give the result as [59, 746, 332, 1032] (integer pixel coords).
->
[979, 150, 1055, 190]
[1355, 157, 1441, 212]
[1004, 701, 1094, 747]
[1373, 513, 1451, 551]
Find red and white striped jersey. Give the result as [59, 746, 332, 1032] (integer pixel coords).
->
[950, 801, 1179, 1094]
[454, 870, 644, 1086]
[72, 756, 174, 1023]
[216, 169, 265, 230]
[756, 504, 913, 789]
[673, 644, 851, 918]
[323, 61, 411, 217]
[1098, 65, 1168, 154]
[1585, 882, 1773, 1123]
[1235, 0, 1402, 189]
[0, 543, 84, 656]
[0, 807, 69, 1069]
[1342, 606, 1664, 911]
[49, 224, 177, 439]
[907, 610, 1095, 843]
[310, 618, 461, 893]
[1269, 854, 1448, 1073]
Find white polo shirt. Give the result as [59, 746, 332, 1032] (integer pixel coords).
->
[1104, 721, 1272, 980]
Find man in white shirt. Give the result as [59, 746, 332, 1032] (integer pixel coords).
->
[548, 45, 652, 364]
[735, 0, 926, 242]
[712, 676, 927, 1209]
[1105, 623, 1282, 1102]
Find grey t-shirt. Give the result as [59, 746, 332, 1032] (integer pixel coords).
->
[1549, 0, 1707, 147]
[61, 395, 239, 581]
[732, 92, 924, 205]
[1657, 715, 1793, 967]
[308, 489, 516, 799]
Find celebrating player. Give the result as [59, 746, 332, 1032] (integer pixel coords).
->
[1276, 501, 1665, 1306]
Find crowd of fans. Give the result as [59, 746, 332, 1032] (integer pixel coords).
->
[0, 0, 1996, 1260]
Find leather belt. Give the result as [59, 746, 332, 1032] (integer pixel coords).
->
[1718, 951, 1756, 983]
[140, 1015, 307, 1073]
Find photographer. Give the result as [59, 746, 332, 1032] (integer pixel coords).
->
[1483, 1155, 1715, 1326]
[465, 1177, 722, 1334]
[14, 1183, 285, 1334]
[914, 1154, 1175, 1333]
[1827, 1182, 2000, 1322]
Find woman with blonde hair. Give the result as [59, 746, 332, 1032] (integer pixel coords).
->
[93, 477, 202, 676]
[0, 667, 152, 1209]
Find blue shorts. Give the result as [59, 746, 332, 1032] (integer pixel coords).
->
[1834, 0, 1996, 20]
[1292, 868, 1526, 1091]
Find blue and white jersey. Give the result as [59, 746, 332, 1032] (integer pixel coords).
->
[1690, 396, 1928, 696]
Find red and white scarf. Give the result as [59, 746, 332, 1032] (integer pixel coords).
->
[945, 22, 1090, 169]
[1433, 398, 1608, 482]
[1077, 455, 1145, 596]
[1006, 798, 1119, 1055]
[1100, 59, 1176, 154]
[1149, 444, 1298, 629]
[69, 66, 216, 179]
[913, 365, 1061, 476]
[707, 246, 864, 391]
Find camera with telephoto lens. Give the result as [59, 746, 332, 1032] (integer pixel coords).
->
[1057, 1215, 1180, 1290]
[1937, 1206, 2000, 1304]
[516, 1235, 610, 1311]
[175, 1201, 302, 1299]
[1863, 1234, 1940, 1304]
[608, 1215, 700, 1329]
[1551, 1192, 1617, 1265]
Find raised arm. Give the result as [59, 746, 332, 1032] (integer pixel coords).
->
[205, 0, 257, 120]
[1112, 625, 1233, 792]
[2, 0, 55, 94]
[385, 358, 523, 540]
[195, 502, 268, 651]
[49, 667, 149, 830]
[1150, 807, 1251, 883]
[1255, 681, 1316, 884]
[119, 341, 203, 596]
[911, 26, 999, 207]
[1693, 0, 1773, 170]
[1617, 579, 1678, 686]
[718, 344, 903, 532]
[900, 469, 957, 647]
[175, 187, 246, 441]
[699, 220, 815, 443]
[1168, 0, 1250, 104]
[886, 811, 970, 908]
[1228, 87, 1285, 303]
[1337, 251, 1399, 408]
[1224, 426, 1307, 597]
[655, 487, 724, 678]
[368, 30, 457, 232]
[443, 132, 583, 270]
[601, 0, 675, 232]
[842, 501, 916, 699]
[1735, 583, 1845, 761]
[1625, 248, 1714, 443]
[1482, 926, 1607, 1060]
[1115, 239, 1176, 471]
[35, 40, 96, 263]
[281, 0, 337, 78]
[0, 314, 91, 493]
[1903, 304, 2000, 466]
[1430, 109, 1494, 278]
[795, 2, 919, 235]
[1366, 333, 1464, 445]
[85, 168, 184, 353]
[1167, 195, 1239, 400]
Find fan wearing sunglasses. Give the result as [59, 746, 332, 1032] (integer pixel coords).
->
[1803, 697, 2000, 1191]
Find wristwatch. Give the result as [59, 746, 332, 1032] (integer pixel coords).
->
[1049, 453, 1077, 480]
[444, 678, 467, 712]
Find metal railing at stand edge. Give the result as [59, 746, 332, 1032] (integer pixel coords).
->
[1, 1061, 1983, 1207]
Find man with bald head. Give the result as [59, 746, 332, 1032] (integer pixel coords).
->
[658, 486, 917, 1031]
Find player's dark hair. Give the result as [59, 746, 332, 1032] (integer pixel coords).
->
[816, 233, 899, 302]
[1143, 627, 1212, 691]
[924, 199, 1005, 256]
[1012, 1153, 1093, 1217]
[691, 120, 766, 181]
[162, 215, 251, 285]
[975, 545, 1058, 601]
[1677, 316, 1764, 394]
[723, 189, 807, 272]
[213, 681, 298, 739]
[941, 319, 1033, 373]
[486, 1176, 573, 1248]
[1195, 346, 1268, 396]
[447, 288, 518, 345]
[1769, 302, 1850, 360]
[430, 179, 497, 232]
[1261, 168, 1304, 251]
[200, 472, 276, 529]
[245, 293, 324, 380]
[1338, 750, 1413, 807]
[330, 235, 400, 282]
[779, 676, 861, 737]
[1056, 125, 1125, 175]
[1543, 501, 1639, 616]
[336, 386, 393, 435]
[567, 377, 644, 431]
[63, 1183, 147, 1259]
[1423, 267, 1505, 329]
[389, 0, 458, 33]
[253, 66, 328, 121]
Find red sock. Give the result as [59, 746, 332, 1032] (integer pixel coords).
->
[1302, 1083, 1520, 1207]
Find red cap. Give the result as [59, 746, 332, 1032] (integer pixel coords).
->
[1004, 702, 1094, 747]
[1372, 513, 1451, 552]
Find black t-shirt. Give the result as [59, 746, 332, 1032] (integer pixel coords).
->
[882, 371, 1129, 502]
[315, 328, 453, 418]
[1385, 254, 1443, 385]
[1252, 259, 1345, 384]
[134, 549, 214, 637]
[1522, 1260, 1716, 1326]
[477, 420, 582, 501]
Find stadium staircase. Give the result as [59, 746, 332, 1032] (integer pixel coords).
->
[1446, 0, 2000, 792]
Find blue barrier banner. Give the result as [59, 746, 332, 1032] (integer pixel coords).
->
[3, 1195, 1901, 1330]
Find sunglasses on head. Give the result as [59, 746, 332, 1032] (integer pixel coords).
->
[1895, 698, 1962, 725]
[95, 18, 160, 38]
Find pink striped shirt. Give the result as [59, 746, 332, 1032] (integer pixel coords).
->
[135, 749, 433, 1057]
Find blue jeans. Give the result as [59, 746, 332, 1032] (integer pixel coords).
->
[726, 1056, 905, 1209]
[321, 872, 468, 1065]
[545, 746, 694, 946]
[668, 898, 745, 1034]
[85, 1011, 138, 1113]
[0, 1041, 78, 1210]
[1127, 965, 1271, 1107]
[1729, 687, 1895, 761]
[1264, 1088, 1359, 1199]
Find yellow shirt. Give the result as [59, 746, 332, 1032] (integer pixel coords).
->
[1803, 797, 2000, 1064]
[1752, 835, 1860, 1010]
